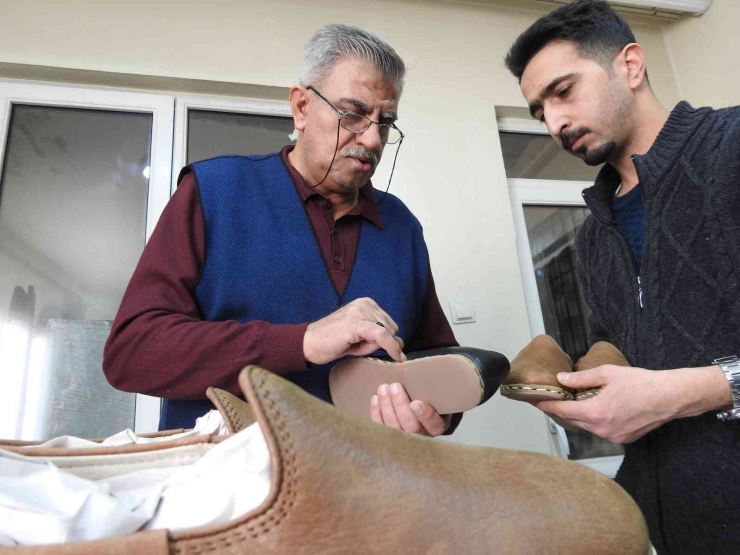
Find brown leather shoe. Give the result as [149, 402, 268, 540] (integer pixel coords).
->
[195, 367, 649, 555]
[501, 335, 575, 401]
[573, 342, 631, 401]
[5, 365, 651, 554]
[328, 347, 510, 418]
[206, 386, 256, 432]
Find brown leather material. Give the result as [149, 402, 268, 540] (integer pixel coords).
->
[328, 354, 485, 417]
[0, 529, 169, 554]
[501, 335, 575, 401]
[2, 366, 651, 554]
[206, 387, 256, 433]
[167, 366, 651, 555]
[574, 341, 631, 372]
[574, 342, 631, 401]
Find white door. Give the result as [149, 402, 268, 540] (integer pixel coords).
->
[500, 119, 624, 477]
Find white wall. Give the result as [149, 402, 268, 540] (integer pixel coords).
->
[663, 0, 739, 108]
[0, 0, 681, 453]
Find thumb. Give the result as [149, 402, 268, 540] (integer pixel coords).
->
[557, 368, 606, 389]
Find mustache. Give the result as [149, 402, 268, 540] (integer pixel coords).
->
[342, 147, 379, 166]
[561, 126, 591, 151]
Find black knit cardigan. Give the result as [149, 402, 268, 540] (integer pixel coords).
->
[576, 101, 740, 555]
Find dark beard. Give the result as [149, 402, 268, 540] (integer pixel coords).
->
[577, 140, 617, 166]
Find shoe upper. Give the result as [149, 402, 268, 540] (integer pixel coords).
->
[575, 341, 631, 372]
[505, 334, 573, 389]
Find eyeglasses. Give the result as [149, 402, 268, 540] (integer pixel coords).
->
[307, 86, 404, 145]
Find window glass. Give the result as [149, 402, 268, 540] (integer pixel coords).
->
[0, 105, 151, 439]
[187, 110, 294, 163]
[500, 132, 601, 181]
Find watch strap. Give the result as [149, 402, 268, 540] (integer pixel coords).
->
[714, 356, 740, 421]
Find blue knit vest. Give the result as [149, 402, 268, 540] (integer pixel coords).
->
[160, 153, 429, 429]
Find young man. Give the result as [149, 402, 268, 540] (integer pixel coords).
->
[104, 24, 459, 437]
[505, 1, 740, 553]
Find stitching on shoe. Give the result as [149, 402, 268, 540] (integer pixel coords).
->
[452, 354, 485, 403]
[575, 389, 600, 400]
[215, 390, 243, 432]
[173, 369, 297, 553]
[501, 384, 574, 400]
[366, 357, 394, 364]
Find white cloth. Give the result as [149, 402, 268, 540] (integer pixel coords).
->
[0, 411, 271, 546]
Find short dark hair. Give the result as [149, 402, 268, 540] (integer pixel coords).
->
[504, 0, 637, 82]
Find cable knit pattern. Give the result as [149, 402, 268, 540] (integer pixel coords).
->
[576, 102, 740, 555]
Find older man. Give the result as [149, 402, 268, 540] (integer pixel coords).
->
[103, 24, 459, 436]
[505, 1, 740, 553]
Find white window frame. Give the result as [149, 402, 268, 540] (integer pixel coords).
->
[501, 118, 624, 478]
[171, 94, 292, 194]
[0, 79, 175, 434]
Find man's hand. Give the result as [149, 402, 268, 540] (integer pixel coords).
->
[369, 382, 450, 436]
[303, 297, 406, 365]
[537, 364, 731, 444]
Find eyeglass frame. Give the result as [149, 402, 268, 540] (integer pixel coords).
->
[306, 85, 404, 145]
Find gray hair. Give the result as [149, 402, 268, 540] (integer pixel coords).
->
[299, 24, 406, 93]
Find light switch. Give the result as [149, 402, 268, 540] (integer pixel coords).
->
[450, 300, 476, 325]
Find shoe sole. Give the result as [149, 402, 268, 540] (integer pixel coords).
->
[500, 384, 600, 402]
[500, 383, 574, 401]
[329, 354, 484, 418]
[574, 388, 600, 401]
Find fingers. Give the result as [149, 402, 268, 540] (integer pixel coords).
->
[372, 316, 397, 337]
[356, 298, 400, 335]
[558, 366, 611, 389]
[537, 399, 592, 425]
[355, 320, 406, 361]
[409, 401, 448, 436]
[547, 414, 582, 433]
[388, 383, 426, 434]
[377, 384, 402, 429]
[369, 395, 383, 425]
[303, 297, 405, 364]
[372, 383, 448, 436]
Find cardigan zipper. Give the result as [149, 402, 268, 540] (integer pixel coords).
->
[582, 189, 644, 311]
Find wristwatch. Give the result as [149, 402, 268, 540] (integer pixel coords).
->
[714, 356, 740, 421]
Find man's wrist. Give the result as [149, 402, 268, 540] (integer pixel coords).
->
[672, 366, 733, 418]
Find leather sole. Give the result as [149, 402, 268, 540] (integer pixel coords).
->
[500, 383, 573, 401]
[500, 384, 600, 402]
[329, 354, 484, 417]
[574, 388, 600, 401]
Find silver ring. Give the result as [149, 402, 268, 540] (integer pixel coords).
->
[374, 321, 385, 328]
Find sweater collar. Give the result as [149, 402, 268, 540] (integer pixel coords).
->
[582, 101, 712, 223]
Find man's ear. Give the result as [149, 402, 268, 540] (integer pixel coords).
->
[618, 43, 648, 92]
[289, 85, 310, 132]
